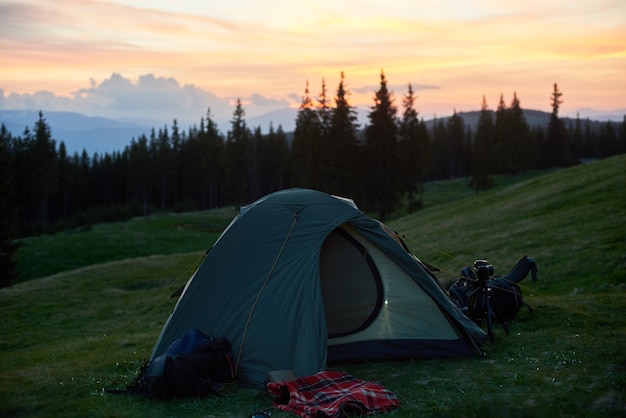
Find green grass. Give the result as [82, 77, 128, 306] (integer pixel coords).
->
[2, 155, 625, 417]
[15, 207, 238, 282]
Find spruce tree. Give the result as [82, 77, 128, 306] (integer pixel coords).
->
[317, 78, 332, 137]
[31, 112, 58, 226]
[325, 71, 359, 197]
[0, 125, 22, 287]
[470, 96, 494, 192]
[55, 142, 72, 220]
[202, 108, 224, 208]
[9, 112, 59, 230]
[430, 117, 448, 180]
[570, 114, 584, 159]
[262, 124, 290, 195]
[546, 83, 573, 166]
[599, 121, 618, 157]
[251, 126, 263, 200]
[621, 115, 626, 155]
[508, 92, 532, 173]
[493, 94, 508, 173]
[398, 83, 430, 211]
[127, 134, 151, 215]
[292, 81, 322, 189]
[446, 111, 466, 178]
[363, 70, 400, 220]
[155, 125, 172, 210]
[223, 99, 252, 204]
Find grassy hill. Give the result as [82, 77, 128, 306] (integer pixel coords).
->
[1, 155, 625, 417]
[391, 155, 626, 294]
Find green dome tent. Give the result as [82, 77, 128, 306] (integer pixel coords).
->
[150, 189, 486, 387]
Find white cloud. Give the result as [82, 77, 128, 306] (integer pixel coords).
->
[0, 73, 291, 126]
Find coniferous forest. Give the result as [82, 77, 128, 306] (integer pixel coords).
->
[1, 73, 625, 286]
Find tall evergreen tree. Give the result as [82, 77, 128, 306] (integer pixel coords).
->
[292, 81, 322, 189]
[187, 107, 225, 209]
[398, 83, 430, 211]
[430, 116, 448, 180]
[325, 72, 360, 197]
[250, 126, 263, 200]
[55, 142, 72, 220]
[0, 124, 22, 287]
[569, 114, 584, 159]
[261, 124, 290, 195]
[546, 83, 574, 166]
[78, 149, 92, 212]
[223, 99, 252, 204]
[170, 119, 182, 205]
[17, 112, 58, 228]
[470, 96, 494, 192]
[154, 125, 172, 210]
[582, 118, 598, 158]
[127, 134, 151, 215]
[363, 70, 400, 220]
[507, 92, 532, 173]
[621, 115, 626, 155]
[598, 121, 618, 157]
[317, 78, 332, 137]
[493, 94, 508, 173]
[446, 110, 466, 178]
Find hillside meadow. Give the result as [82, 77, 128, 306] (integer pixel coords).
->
[1, 154, 625, 417]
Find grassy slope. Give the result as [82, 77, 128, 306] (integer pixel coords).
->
[15, 207, 239, 282]
[1, 155, 625, 417]
[391, 156, 626, 294]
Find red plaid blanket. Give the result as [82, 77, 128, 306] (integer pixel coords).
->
[266, 371, 399, 417]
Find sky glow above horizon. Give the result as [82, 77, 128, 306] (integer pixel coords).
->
[1, 0, 625, 123]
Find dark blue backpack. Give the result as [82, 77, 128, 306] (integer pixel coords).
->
[448, 256, 538, 340]
[132, 329, 236, 398]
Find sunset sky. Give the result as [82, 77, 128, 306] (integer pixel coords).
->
[1, 0, 625, 126]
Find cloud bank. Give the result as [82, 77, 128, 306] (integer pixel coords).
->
[0, 73, 292, 126]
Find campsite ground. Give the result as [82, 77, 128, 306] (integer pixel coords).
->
[1, 154, 625, 417]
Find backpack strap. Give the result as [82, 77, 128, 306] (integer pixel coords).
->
[502, 256, 538, 284]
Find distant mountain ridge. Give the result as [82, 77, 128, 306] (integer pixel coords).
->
[428, 109, 622, 132]
[1, 107, 622, 156]
[0, 110, 153, 155]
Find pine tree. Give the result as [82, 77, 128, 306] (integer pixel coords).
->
[317, 78, 332, 137]
[201, 108, 224, 208]
[261, 124, 290, 195]
[569, 114, 584, 158]
[508, 92, 532, 173]
[127, 134, 151, 215]
[363, 70, 400, 220]
[546, 83, 573, 166]
[170, 119, 182, 204]
[493, 94, 508, 173]
[0, 124, 22, 287]
[223, 99, 252, 204]
[445, 111, 466, 178]
[18, 112, 58, 228]
[325, 71, 359, 197]
[398, 83, 430, 211]
[430, 116, 448, 180]
[292, 81, 322, 189]
[55, 142, 72, 220]
[599, 121, 618, 157]
[470, 96, 494, 192]
[155, 125, 172, 210]
[621, 115, 626, 155]
[177, 109, 223, 209]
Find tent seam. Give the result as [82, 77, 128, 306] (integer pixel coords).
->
[234, 211, 300, 376]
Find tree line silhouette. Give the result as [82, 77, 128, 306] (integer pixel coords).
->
[1, 72, 625, 286]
